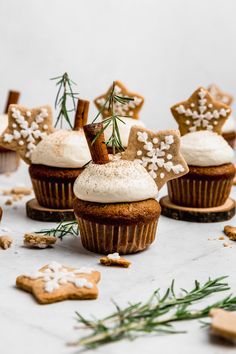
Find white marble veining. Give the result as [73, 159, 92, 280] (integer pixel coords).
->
[1, 162, 236, 354]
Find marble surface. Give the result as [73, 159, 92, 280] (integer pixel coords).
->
[1, 162, 236, 354]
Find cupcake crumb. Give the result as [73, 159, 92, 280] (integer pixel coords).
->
[5, 199, 13, 206]
[0, 235, 12, 249]
[224, 225, 236, 241]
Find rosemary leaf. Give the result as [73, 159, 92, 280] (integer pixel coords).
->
[71, 276, 236, 350]
[35, 220, 78, 240]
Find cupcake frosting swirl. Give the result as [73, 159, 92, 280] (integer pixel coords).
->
[180, 131, 234, 167]
[31, 130, 91, 168]
[73, 159, 158, 203]
[104, 118, 145, 147]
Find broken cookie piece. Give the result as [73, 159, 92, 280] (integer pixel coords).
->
[210, 308, 236, 342]
[224, 225, 236, 241]
[0, 235, 12, 249]
[24, 233, 57, 249]
[100, 252, 131, 268]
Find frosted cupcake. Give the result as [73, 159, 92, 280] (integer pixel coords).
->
[169, 87, 235, 208]
[30, 129, 91, 209]
[94, 81, 145, 153]
[208, 84, 236, 148]
[73, 123, 188, 254]
[0, 91, 20, 173]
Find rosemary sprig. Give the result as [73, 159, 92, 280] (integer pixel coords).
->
[51, 72, 79, 129]
[72, 276, 236, 349]
[35, 220, 78, 240]
[93, 82, 134, 154]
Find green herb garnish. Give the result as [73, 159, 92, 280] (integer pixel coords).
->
[35, 220, 78, 240]
[93, 82, 134, 154]
[71, 276, 236, 349]
[51, 72, 79, 129]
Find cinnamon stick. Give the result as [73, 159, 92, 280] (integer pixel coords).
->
[74, 99, 90, 130]
[84, 123, 109, 164]
[4, 90, 20, 113]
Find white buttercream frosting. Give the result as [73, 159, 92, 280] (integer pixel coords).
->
[31, 130, 91, 168]
[0, 114, 8, 136]
[104, 118, 145, 147]
[73, 159, 158, 203]
[180, 131, 234, 167]
[222, 114, 236, 133]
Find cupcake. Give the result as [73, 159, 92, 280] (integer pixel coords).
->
[208, 84, 236, 148]
[30, 129, 91, 209]
[73, 123, 188, 254]
[0, 91, 20, 173]
[94, 81, 145, 153]
[169, 86, 235, 208]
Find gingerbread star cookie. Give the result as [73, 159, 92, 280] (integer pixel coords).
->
[16, 261, 100, 304]
[122, 126, 189, 190]
[0, 104, 54, 164]
[208, 84, 233, 106]
[210, 309, 236, 341]
[94, 81, 144, 119]
[100, 252, 131, 268]
[171, 87, 231, 136]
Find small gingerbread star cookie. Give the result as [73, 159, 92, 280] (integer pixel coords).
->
[208, 84, 233, 106]
[0, 104, 54, 164]
[122, 126, 188, 190]
[94, 81, 144, 119]
[171, 87, 231, 136]
[100, 252, 131, 268]
[16, 261, 100, 304]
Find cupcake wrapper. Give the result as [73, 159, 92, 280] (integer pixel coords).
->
[31, 178, 74, 209]
[0, 151, 20, 174]
[76, 217, 158, 254]
[168, 177, 233, 208]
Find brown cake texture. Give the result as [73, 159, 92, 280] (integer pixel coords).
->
[74, 198, 161, 254]
[167, 163, 236, 208]
[222, 131, 236, 149]
[29, 164, 84, 209]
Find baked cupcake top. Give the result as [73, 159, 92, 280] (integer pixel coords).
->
[31, 130, 91, 168]
[180, 131, 234, 167]
[73, 159, 158, 203]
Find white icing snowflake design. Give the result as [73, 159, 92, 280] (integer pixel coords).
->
[26, 261, 94, 293]
[96, 85, 143, 117]
[175, 88, 230, 132]
[3, 107, 49, 159]
[135, 131, 185, 180]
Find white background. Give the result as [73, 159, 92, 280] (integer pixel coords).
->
[1, 0, 236, 130]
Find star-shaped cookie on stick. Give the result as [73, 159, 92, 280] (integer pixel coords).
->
[208, 84, 233, 106]
[122, 126, 189, 190]
[94, 80, 144, 119]
[0, 104, 54, 164]
[171, 87, 231, 136]
[16, 261, 101, 304]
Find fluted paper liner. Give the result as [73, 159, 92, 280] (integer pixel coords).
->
[0, 150, 20, 173]
[75, 217, 159, 255]
[168, 177, 233, 208]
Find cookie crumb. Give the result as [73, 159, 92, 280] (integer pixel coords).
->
[224, 225, 236, 241]
[100, 253, 131, 268]
[218, 236, 225, 240]
[5, 199, 12, 206]
[0, 235, 12, 249]
[11, 187, 32, 196]
[223, 242, 231, 248]
[210, 308, 236, 341]
[24, 232, 57, 248]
